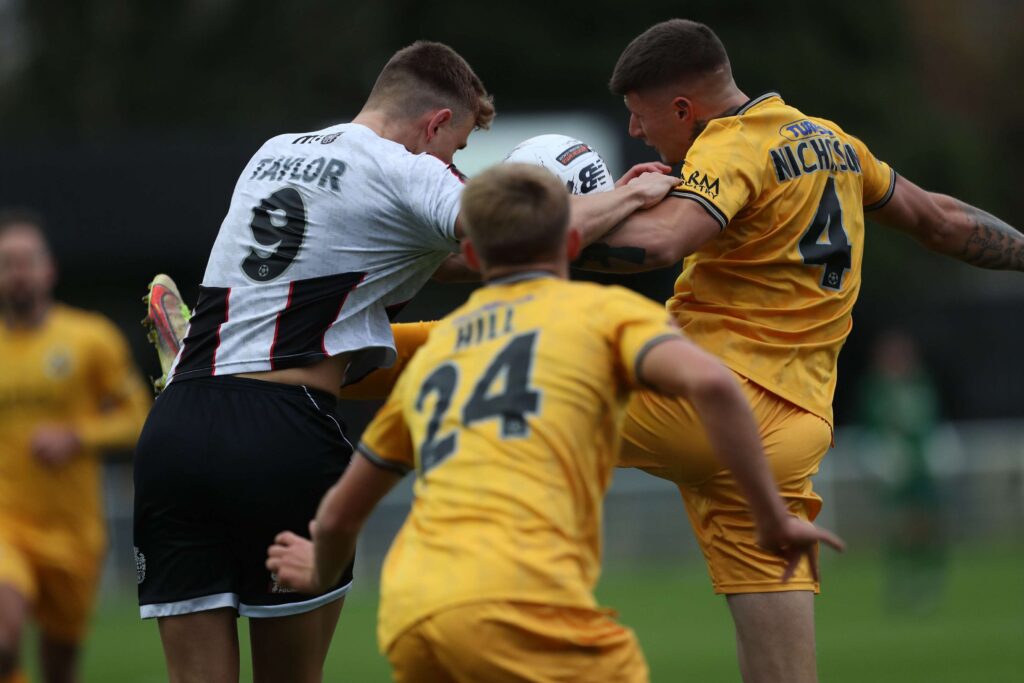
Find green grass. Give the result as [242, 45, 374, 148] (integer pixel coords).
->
[25, 544, 1024, 681]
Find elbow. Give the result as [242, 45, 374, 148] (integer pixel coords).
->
[918, 218, 962, 256]
[646, 233, 686, 269]
[916, 195, 963, 254]
[687, 362, 738, 407]
[316, 512, 362, 539]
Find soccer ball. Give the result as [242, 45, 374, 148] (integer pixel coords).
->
[504, 134, 614, 195]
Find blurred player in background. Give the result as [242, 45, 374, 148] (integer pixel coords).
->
[572, 18, 1024, 683]
[266, 163, 842, 683]
[133, 40, 677, 683]
[0, 210, 150, 683]
[857, 330, 947, 613]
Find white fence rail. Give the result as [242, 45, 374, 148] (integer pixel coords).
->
[100, 420, 1024, 590]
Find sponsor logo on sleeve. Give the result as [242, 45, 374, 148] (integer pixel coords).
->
[678, 168, 720, 199]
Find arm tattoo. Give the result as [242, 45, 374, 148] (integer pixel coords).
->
[955, 200, 1024, 271]
[574, 242, 647, 269]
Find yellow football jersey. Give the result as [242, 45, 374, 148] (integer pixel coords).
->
[0, 305, 150, 544]
[359, 274, 680, 651]
[667, 92, 896, 427]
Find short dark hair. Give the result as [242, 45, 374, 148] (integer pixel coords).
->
[610, 19, 730, 96]
[0, 207, 45, 237]
[460, 164, 569, 268]
[367, 41, 495, 129]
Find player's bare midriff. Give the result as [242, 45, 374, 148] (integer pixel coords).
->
[237, 352, 352, 398]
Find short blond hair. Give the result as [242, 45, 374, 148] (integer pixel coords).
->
[367, 41, 495, 130]
[460, 163, 569, 267]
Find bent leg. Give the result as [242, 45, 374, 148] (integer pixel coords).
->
[727, 592, 816, 683]
[0, 584, 28, 682]
[621, 375, 832, 683]
[158, 609, 239, 683]
[34, 551, 103, 683]
[0, 534, 36, 683]
[37, 636, 80, 683]
[248, 598, 343, 683]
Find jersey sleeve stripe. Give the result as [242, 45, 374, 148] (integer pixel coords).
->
[864, 168, 897, 212]
[358, 443, 413, 475]
[668, 190, 728, 230]
[633, 333, 683, 388]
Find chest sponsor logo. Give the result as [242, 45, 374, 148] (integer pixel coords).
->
[44, 347, 73, 380]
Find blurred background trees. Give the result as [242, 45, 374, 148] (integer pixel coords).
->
[0, 0, 1021, 423]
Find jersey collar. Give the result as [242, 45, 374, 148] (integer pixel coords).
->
[486, 270, 558, 286]
[733, 91, 782, 116]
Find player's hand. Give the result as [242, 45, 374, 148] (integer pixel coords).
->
[616, 161, 672, 188]
[758, 515, 845, 583]
[31, 425, 82, 467]
[626, 171, 680, 209]
[266, 530, 322, 594]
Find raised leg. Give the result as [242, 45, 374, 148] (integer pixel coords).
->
[726, 591, 817, 683]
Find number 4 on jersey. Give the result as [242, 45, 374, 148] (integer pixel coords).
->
[416, 332, 541, 476]
[464, 332, 540, 438]
[798, 177, 852, 291]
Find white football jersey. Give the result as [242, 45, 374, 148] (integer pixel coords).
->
[169, 123, 463, 386]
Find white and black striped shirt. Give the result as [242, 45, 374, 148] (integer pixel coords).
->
[169, 123, 463, 386]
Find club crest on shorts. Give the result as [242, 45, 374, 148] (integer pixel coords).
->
[134, 546, 146, 584]
[270, 572, 297, 594]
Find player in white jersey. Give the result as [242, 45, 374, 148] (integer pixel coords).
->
[134, 41, 679, 683]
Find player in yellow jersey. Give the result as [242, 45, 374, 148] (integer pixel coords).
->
[266, 164, 842, 682]
[0, 210, 151, 683]
[567, 18, 1024, 683]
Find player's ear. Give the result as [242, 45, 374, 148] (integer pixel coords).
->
[461, 239, 483, 272]
[41, 250, 57, 291]
[426, 109, 454, 139]
[564, 228, 581, 261]
[672, 96, 690, 121]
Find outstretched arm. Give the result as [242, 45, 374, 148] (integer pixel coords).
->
[574, 196, 721, 273]
[870, 175, 1023, 271]
[569, 171, 681, 247]
[639, 338, 845, 578]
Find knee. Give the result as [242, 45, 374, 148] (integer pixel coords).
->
[0, 608, 25, 678]
[0, 643, 19, 679]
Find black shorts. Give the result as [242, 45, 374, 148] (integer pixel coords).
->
[134, 375, 354, 619]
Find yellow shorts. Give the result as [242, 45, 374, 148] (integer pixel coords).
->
[339, 321, 436, 400]
[387, 601, 649, 683]
[620, 372, 830, 594]
[0, 518, 103, 642]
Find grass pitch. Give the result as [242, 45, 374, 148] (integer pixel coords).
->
[29, 544, 1023, 681]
